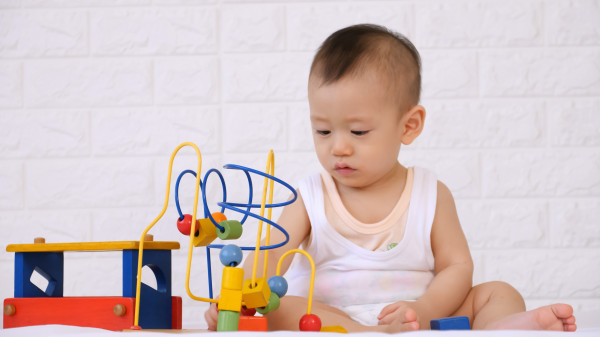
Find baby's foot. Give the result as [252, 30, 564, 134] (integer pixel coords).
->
[381, 307, 420, 333]
[486, 303, 576, 331]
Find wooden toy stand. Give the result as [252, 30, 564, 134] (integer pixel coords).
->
[3, 237, 182, 331]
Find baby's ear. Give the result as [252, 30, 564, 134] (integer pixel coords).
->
[401, 105, 426, 145]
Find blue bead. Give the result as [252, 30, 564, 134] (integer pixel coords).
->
[267, 275, 288, 298]
[219, 244, 243, 267]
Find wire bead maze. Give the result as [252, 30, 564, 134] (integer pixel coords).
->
[132, 142, 324, 332]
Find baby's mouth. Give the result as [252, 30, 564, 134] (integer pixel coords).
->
[334, 163, 355, 175]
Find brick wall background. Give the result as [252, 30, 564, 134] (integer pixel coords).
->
[1, 0, 599, 329]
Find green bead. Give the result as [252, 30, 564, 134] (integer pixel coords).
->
[256, 292, 280, 315]
[217, 310, 240, 331]
[216, 220, 243, 240]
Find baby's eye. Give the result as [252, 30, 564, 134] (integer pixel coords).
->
[351, 130, 369, 136]
[316, 130, 331, 136]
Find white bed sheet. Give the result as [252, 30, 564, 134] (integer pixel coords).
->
[2, 325, 599, 336]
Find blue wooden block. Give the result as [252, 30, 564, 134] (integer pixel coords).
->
[122, 249, 172, 329]
[431, 316, 470, 330]
[14, 252, 64, 298]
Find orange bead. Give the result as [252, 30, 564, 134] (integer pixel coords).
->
[211, 212, 227, 223]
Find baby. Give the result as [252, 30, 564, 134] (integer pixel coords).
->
[205, 24, 576, 332]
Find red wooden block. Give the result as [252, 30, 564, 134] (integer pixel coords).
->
[171, 296, 182, 329]
[238, 315, 268, 331]
[3, 297, 135, 331]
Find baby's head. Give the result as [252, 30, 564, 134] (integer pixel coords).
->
[308, 24, 425, 188]
[309, 24, 421, 112]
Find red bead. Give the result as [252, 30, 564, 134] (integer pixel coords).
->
[299, 314, 321, 332]
[241, 306, 256, 316]
[177, 214, 193, 235]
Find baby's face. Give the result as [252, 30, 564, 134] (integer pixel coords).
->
[308, 72, 408, 189]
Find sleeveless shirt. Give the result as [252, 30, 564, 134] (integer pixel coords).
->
[285, 167, 438, 307]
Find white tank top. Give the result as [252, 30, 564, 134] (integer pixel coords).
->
[322, 167, 414, 251]
[285, 167, 437, 307]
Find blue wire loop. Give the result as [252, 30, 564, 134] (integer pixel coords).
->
[175, 162, 298, 299]
[175, 170, 201, 221]
[200, 168, 227, 232]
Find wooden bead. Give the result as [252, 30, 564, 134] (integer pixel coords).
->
[217, 310, 240, 331]
[299, 314, 321, 332]
[240, 306, 256, 317]
[221, 266, 244, 290]
[216, 220, 243, 240]
[192, 217, 218, 247]
[219, 245, 243, 267]
[177, 214, 193, 235]
[113, 304, 127, 316]
[255, 292, 280, 315]
[268, 275, 288, 298]
[217, 289, 242, 312]
[211, 212, 227, 223]
[241, 278, 271, 309]
[238, 315, 267, 331]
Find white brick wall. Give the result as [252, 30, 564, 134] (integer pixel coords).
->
[1, 0, 599, 329]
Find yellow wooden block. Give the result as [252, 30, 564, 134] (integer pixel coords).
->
[218, 288, 242, 312]
[242, 278, 271, 309]
[192, 217, 218, 247]
[222, 267, 244, 291]
[6, 241, 180, 253]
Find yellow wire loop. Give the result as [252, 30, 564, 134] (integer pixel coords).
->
[133, 142, 217, 328]
[275, 249, 316, 315]
[250, 150, 275, 285]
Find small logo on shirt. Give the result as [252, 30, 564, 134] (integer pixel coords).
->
[387, 243, 398, 250]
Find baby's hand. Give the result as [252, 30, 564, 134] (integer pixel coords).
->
[377, 301, 420, 331]
[204, 302, 219, 331]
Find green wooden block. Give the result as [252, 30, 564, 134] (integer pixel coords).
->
[256, 292, 280, 315]
[217, 220, 243, 240]
[217, 310, 240, 331]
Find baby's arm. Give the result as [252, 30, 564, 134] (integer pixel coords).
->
[241, 191, 311, 277]
[204, 192, 311, 330]
[379, 181, 473, 329]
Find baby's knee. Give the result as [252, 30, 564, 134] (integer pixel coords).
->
[477, 281, 524, 302]
[482, 281, 519, 292]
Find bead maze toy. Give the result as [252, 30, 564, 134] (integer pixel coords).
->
[3, 142, 332, 332]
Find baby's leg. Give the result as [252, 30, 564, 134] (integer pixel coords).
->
[265, 296, 417, 332]
[452, 281, 576, 331]
[485, 304, 576, 331]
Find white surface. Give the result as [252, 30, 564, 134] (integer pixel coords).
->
[1, 325, 600, 336]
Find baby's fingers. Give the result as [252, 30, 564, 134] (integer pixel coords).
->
[204, 302, 219, 330]
[378, 312, 396, 325]
[377, 302, 402, 320]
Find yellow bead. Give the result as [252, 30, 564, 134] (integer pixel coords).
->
[222, 267, 244, 291]
[241, 278, 271, 309]
[192, 217, 218, 247]
[218, 288, 242, 312]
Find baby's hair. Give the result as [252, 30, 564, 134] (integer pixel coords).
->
[310, 24, 422, 108]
